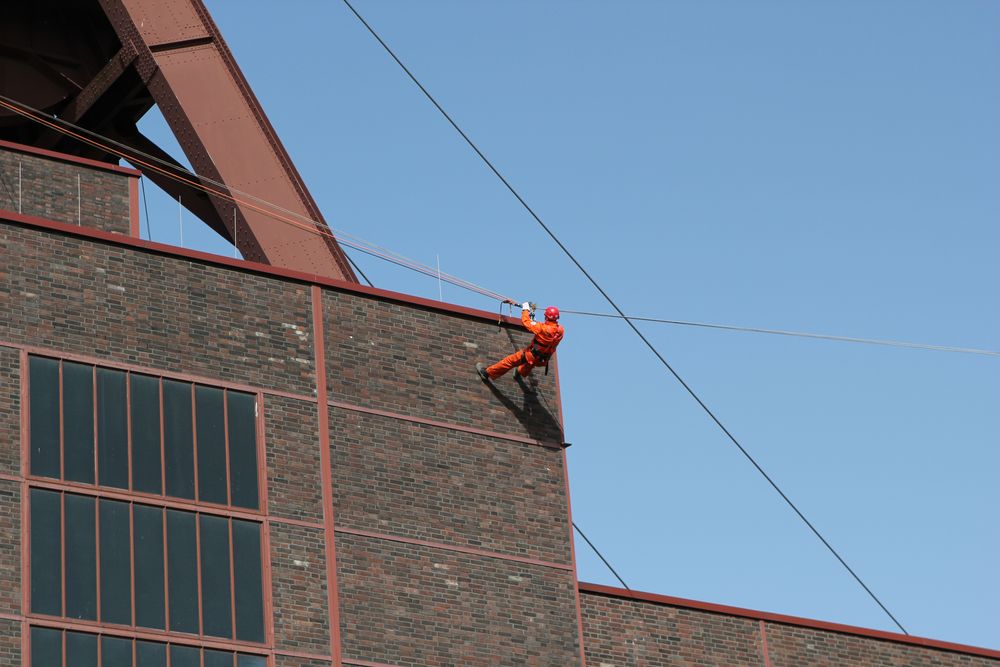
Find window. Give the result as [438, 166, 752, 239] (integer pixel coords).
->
[26, 355, 268, 655]
[29, 489, 265, 641]
[29, 627, 267, 667]
[28, 356, 261, 510]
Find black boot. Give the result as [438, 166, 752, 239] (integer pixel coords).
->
[476, 363, 491, 382]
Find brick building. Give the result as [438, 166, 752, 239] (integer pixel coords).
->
[0, 142, 997, 667]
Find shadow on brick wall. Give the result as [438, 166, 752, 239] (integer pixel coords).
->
[479, 329, 564, 445]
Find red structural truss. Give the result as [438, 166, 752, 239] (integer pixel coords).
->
[0, 0, 357, 281]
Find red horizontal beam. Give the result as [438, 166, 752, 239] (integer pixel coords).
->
[0, 209, 520, 328]
[578, 582, 1000, 660]
[0, 138, 141, 177]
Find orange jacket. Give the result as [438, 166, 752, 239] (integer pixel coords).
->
[522, 309, 564, 364]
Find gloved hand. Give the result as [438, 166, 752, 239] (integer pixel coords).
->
[521, 301, 531, 311]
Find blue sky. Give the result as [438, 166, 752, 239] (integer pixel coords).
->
[136, 0, 999, 650]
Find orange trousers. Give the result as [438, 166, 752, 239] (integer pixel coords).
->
[486, 349, 540, 379]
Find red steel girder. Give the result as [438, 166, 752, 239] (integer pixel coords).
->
[95, 0, 356, 280]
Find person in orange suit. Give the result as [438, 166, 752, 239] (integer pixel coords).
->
[477, 302, 564, 381]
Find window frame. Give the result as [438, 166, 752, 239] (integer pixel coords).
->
[22, 352, 274, 660]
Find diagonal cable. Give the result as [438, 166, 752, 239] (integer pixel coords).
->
[574, 522, 630, 590]
[341, 0, 908, 635]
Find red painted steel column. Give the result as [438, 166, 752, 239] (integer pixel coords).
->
[759, 620, 773, 667]
[128, 175, 140, 238]
[554, 354, 588, 667]
[311, 285, 343, 666]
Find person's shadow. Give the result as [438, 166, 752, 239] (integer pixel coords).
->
[481, 329, 564, 446]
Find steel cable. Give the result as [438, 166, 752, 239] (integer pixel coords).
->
[341, 0, 909, 634]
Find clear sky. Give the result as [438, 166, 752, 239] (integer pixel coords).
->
[135, 0, 999, 650]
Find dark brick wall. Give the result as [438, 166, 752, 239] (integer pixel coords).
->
[275, 657, 331, 667]
[0, 223, 315, 395]
[270, 521, 331, 655]
[0, 146, 132, 235]
[580, 591, 1000, 667]
[765, 622, 1000, 667]
[0, 481, 19, 616]
[581, 591, 763, 667]
[0, 618, 19, 666]
[0, 347, 19, 477]
[323, 291, 564, 444]
[336, 532, 582, 667]
[329, 407, 571, 563]
[266, 395, 324, 523]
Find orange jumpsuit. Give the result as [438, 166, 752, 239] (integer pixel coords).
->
[486, 310, 564, 379]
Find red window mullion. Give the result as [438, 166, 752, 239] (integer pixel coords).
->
[162, 505, 170, 634]
[126, 372, 134, 493]
[61, 628, 66, 667]
[191, 383, 200, 503]
[223, 390, 232, 508]
[195, 510, 204, 639]
[228, 519, 236, 641]
[159, 378, 166, 500]
[129, 501, 137, 628]
[58, 361, 64, 482]
[60, 492, 66, 617]
[95, 491, 102, 623]
[92, 365, 98, 489]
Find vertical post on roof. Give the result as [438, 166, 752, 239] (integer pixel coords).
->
[233, 207, 238, 258]
[178, 195, 184, 247]
[77, 175, 82, 225]
[17, 161, 21, 214]
[437, 254, 443, 301]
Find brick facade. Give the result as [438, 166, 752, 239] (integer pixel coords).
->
[0, 480, 20, 617]
[0, 143, 134, 236]
[765, 623, 1000, 667]
[0, 618, 20, 666]
[336, 532, 582, 667]
[265, 395, 324, 524]
[270, 522, 331, 655]
[0, 222, 315, 396]
[0, 347, 19, 477]
[1, 168, 994, 666]
[329, 407, 571, 563]
[581, 590, 764, 666]
[323, 290, 564, 444]
[580, 587, 1000, 667]
[0, 206, 586, 665]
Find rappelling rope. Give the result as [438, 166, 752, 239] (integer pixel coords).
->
[0, 94, 514, 306]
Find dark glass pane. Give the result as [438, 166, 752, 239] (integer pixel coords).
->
[97, 368, 128, 489]
[227, 391, 258, 510]
[196, 386, 227, 505]
[66, 631, 98, 667]
[29, 356, 60, 478]
[232, 519, 264, 642]
[237, 655, 266, 667]
[133, 504, 165, 629]
[30, 488, 61, 615]
[101, 635, 132, 667]
[99, 498, 132, 625]
[169, 644, 199, 667]
[136, 640, 167, 667]
[166, 509, 198, 634]
[130, 374, 162, 494]
[63, 361, 95, 484]
[30, 627, 61, 667]
[65, 493, 97, 620]
[200, 514, 232, 639]
[204, 649, 233, 667]
[163, 380, 194, 500]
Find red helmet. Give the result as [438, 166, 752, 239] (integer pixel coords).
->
[544, 306, 560, 321]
